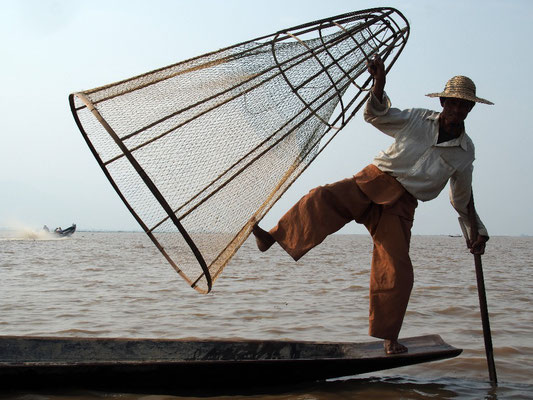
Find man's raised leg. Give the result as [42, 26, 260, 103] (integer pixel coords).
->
[254, 178, 372, 261]
[252, 224, 275, 252]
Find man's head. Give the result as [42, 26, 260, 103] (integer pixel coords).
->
[426, 75, 493, 129]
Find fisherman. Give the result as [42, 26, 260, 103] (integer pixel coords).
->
[252, 55, 491, 354]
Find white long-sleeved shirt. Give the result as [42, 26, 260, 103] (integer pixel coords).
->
[364, 91, 488, 237]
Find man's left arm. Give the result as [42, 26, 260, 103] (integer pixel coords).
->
[449, 165, 489, 255]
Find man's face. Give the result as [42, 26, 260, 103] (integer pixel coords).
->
[440, 97, 475, 125]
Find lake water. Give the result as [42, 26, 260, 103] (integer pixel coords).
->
[1, 231, 532, 399]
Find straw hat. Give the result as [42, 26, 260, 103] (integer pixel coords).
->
[426, 75, 493, 105]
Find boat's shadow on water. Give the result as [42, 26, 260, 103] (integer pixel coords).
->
[0, 373, 531, 399]
[153, 376, 531, 399]
[305, 376, 528, 400]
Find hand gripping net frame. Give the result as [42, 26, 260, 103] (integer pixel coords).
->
[69, 7, 409, 293]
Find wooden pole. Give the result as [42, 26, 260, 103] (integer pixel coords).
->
[465, 193, 498, 385]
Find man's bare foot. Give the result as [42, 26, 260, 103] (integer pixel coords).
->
[384, 339, 408, 355]
[252, 224, 275, 252]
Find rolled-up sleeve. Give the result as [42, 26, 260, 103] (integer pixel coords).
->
[449, 165, 489, 238]
[364, 91, 412, 138]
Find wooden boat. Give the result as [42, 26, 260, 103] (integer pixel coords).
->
[0, 334, 460, 392]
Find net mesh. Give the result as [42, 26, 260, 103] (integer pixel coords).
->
[70, 8, 409, 293]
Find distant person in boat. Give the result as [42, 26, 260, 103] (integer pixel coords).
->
[252, 55, 491, 355]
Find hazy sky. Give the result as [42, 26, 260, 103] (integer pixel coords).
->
[1, 0, 532, 236]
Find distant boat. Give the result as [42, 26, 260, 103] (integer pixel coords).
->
[54, 224, 76, 237]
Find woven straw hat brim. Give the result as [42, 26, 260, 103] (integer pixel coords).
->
[426, 91, 494, 105]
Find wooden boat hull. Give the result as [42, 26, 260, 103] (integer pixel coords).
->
[0, 334, 461, 392]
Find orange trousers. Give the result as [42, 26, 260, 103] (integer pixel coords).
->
[270, 164, 418, 339]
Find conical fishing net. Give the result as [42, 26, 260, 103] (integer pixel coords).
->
[70, 8, 409, 293]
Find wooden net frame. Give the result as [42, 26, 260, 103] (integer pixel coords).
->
[69, 7, 409, 293]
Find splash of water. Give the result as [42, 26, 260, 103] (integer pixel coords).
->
[0, 222, 63, 241]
